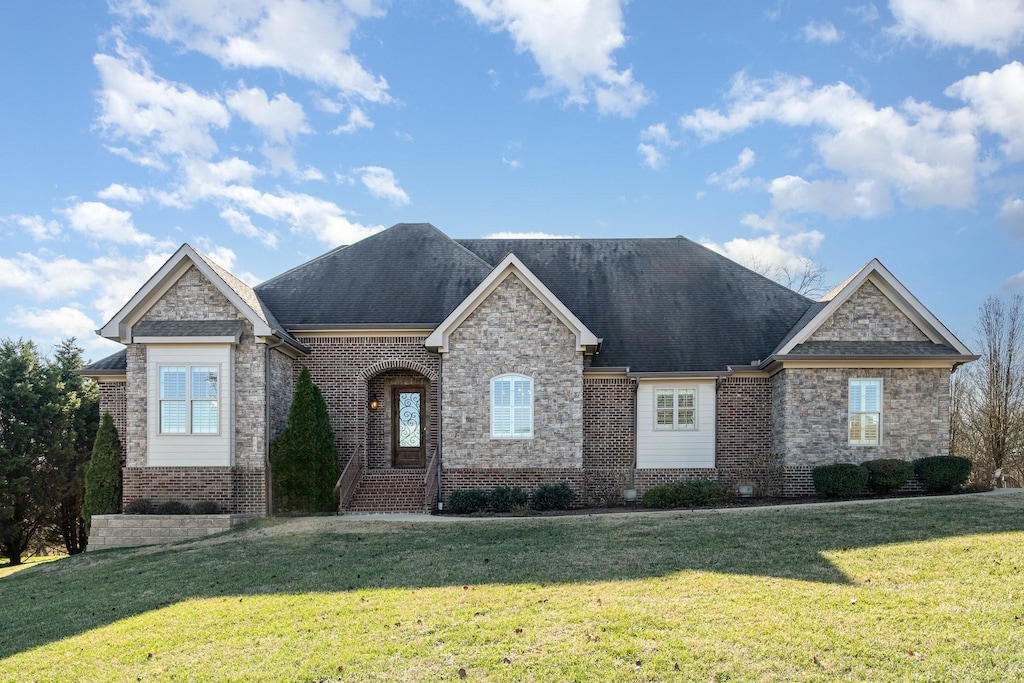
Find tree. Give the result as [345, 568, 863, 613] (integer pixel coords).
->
[269, 366, 339, 513]
[742, 255, 829, 299]
[82, 412, 122, 532]
[0, 338, 98, 564]
[951, 296, 1024, 487]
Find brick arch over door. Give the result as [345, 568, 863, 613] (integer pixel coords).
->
[360, 359, 438, 383]
[364, 363, 439, 469]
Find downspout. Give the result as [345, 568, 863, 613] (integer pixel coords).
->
[264, 336, 288, 517]
[630, 377, 638, 490]
[435, 353, 443, 511]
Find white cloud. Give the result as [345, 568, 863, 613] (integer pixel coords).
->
[484, 231, 581, 238]
[681, 71, 978, 217]
[93, 46, 230, 161]
[331, 105, 374, 134]
[801, 21, 843, 44]
[946, 61, 1024, 161]
[112, 0, 391, 102]
[219, 208, 279, 248]
[889, 0, 1024, 54]
[502, 156, 522, 169]
[456, 0, 650, 116]
[10, 214, 61, 240]
[847, 4, 879, 22]
[708, 147, 756, 191]
[226, 85, 310, 143]
[7, 306, 99, 340]
[355, 166, 410, 206]
[61, 201, 154, 245]
[999, 196, 1024, 236]
[637, 122, 679, 169]
[98, 183, 146, 203]
[701, 230, 825, 288]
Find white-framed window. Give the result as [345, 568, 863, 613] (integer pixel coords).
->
[654, 388, 697, 430]
[159, 364, 220, 435]
[491, 374, 533, 439]
[849, 379, 882, 445]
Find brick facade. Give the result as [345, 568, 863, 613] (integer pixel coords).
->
[98, 380, 127, 465]
[581, 376, 635, 505]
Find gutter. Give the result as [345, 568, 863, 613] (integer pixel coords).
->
[757, 353, 980, 371]
[627, 370, 733, 379]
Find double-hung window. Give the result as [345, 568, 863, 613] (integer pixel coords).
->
[654, 388, 697, 430]
[849, 379, 882, 445]
[159, 365, 220, 435]
[491, 374, 533, 438]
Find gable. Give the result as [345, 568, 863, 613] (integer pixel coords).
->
[808, 280, 929, 343]
[425, 253, 599, 354]
[140, 266, 245, 325]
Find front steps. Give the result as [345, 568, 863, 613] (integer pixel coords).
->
[344, 469, 429, 513]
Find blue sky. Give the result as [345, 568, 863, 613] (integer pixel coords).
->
[2, 0, 1023, 360]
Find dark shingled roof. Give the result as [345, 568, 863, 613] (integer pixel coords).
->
[78, 348, 127, 374]
[133, 320, 245, 338]
[457, 236, 815, 372]
[788, 341, 960, 356]
[255, 223, 816, 372]
[255, 223, 493, 327]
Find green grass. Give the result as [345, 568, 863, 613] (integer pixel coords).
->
[2, 494, 1023, 681]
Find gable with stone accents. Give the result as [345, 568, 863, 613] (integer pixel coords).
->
[79, 223, 977, 519]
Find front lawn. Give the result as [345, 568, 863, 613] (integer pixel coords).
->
[2, 493, 1022, 681]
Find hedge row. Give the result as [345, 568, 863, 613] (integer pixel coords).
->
[446, 483, 575, 514]
[123, 499, 223, 515]
[640, 478, 728, 509]
[812, 456, 972, 498]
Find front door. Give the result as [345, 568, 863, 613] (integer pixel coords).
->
[392, 386, 426, 468]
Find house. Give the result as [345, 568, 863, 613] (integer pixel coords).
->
[79, 222, 976, 514]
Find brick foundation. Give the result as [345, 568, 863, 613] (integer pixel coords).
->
[441, 468, 585, 508]
[123, 467, 267, 515]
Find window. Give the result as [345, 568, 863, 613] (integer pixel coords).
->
[849, 379, 881, 445]
[654, 388, 697, 430]
[491, 374, 532, 438]
[159, 365, 219, 435]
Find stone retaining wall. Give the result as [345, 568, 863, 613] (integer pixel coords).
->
[87, 514, 254, 551]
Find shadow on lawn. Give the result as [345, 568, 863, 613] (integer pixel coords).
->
[2, 493, 1023, 659]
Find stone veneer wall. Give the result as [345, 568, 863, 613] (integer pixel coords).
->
[122, 265, 269, 515]
[774, 367, 950, 495]
[88, 513, 253, 551]
[809, 281, 929, 342]
[292, 336, 439, 471]
[442, 275, 584, 470]
[98, 380, 127, 466]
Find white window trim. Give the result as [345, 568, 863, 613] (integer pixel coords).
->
[158, 363, 222, 436]
[491, 373, 534, 439]
[848, 378, 883, 446]
[653, 387, 698, 431]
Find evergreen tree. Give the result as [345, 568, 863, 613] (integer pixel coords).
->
[82, 413, 123, 530]
[270, 366, 339, 513]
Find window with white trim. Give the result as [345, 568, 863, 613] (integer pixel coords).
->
[491, 374, 533, 438]
[848, 379, 881, 445]
[654, 388, 697, 430]
[159, 365, 220, 435]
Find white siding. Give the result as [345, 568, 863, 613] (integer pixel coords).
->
[637, 379, 716, 468]
[147, 344, 232, 466]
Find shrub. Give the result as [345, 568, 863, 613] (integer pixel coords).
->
[270, 366, 339, 513]
[641, 479, 729, 509]
[447, 489, 489, 514]
[914, 456, 972, 493]
[641, 484, 681, 509]
[489, 486, 528, 513]
[191, 501, 222, 515]
[532, 483, 576, 511]
[124, 498, 151, 515]
[82, 412, 123, 527]
[861, 458, 914, 493]
[155, 500, 191, 515]
[812, 464, 869, 498]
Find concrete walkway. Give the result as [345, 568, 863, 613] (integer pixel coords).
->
[331, 488, 1024, 523]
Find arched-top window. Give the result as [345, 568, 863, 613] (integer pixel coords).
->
[491, 374, 533, 439]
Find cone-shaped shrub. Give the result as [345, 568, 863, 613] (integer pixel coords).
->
[270, 366, 339, 513]
[82, 412, 122, 528]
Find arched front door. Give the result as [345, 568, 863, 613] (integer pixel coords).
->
[392, 386, 426, 468]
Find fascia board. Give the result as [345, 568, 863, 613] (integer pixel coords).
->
[425, 253, 599, 352]
[134, 335, 240, 344]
